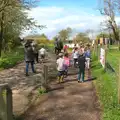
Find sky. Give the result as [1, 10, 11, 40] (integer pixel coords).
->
[21, 0, 119, 39]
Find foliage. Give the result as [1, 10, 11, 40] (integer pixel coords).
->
[74, 32, 90, 43]
[38, 87, 47, 95]
[0, 0, 43, 56]
[0, 47, 24, 69]
[58, 27, 72, 41]
[98, 0, 120, 50]
[96, 33, 109, 39]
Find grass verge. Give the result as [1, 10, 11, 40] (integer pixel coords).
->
[0, 47, 24, 69]
[92, 55, 120, 120]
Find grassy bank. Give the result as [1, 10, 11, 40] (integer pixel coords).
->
[92, 55, 120, 120]
[0, 47, 24, 69]
[0, 44, 54, 70]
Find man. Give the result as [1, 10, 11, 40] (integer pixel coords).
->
[32, 42, 39, 63]
[77, 52, 86, 83]
[57, 38, 63, 54]
[24, 40, 36, 76]
[54, 38, 58, 54]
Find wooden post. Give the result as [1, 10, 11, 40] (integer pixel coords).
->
[43, 65, 48, 85]
[6, 88, 13, 120]
[118, 60, 120, 104]
[0, 84, 13, 120]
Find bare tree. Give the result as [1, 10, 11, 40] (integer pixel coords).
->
[99, 0, 120, 50]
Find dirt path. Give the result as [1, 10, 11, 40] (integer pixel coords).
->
[0, 52, 101, 119]
[0, 52, 56, 115]
[23, 67, 101, 120]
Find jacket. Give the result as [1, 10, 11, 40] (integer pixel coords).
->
[24, 44, 35, 62]
[78, 55, 86, 70]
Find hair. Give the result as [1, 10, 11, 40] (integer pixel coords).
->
[64, 52, 68, 57]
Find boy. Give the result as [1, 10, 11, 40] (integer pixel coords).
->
[56, 53, 65, 83]
[77, 52, 86, 83]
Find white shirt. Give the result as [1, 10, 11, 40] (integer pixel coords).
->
[73, 51, 79, 59]
[56, 58, 64, 71]
[39, 48, 46, 55]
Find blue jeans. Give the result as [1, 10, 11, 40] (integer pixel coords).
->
[26, 61, 35, 74]
[78, 68, 85, 82]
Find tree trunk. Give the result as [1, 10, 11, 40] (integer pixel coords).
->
[0, 12, 4, 57]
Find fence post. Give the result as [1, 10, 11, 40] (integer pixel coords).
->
[118, 60, 120, 104]
[43, 65, 48, 85]
[0, 84, 13, 120]
[6, 88, 13, 120]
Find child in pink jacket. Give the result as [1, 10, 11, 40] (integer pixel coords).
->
[64, 53, 70, 77]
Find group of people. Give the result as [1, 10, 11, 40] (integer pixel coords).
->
[23, 40, 46, 76]
[56, 44, 91, 83]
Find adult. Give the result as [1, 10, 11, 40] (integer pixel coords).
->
[54, 38, 58, 54]
[24, 40, 36, 76]
[57, 38, 63, 54]
[32, 41, 39, 63]
[54, 37, 63, 55]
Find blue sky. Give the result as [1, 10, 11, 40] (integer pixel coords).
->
[22, 0, 120, 39]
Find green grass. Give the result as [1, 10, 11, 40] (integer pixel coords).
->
[92, 55, 120, 120]
[107, 48, 120, 72]
[0, 47, 24, 69]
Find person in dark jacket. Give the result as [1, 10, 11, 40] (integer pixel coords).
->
[24, 40, 36, 76]
[77, 52, 86, 83]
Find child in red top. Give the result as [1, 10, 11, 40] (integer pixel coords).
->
[63, 45, 68, 53]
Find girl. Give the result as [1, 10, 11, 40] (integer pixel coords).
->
[64, 53, 70, 77]
[72, 47, 79, 68]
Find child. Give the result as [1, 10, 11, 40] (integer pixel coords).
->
[77, 52, 86, 83]
[56, 53, 65, 83]
[84, 47, 91, 70]
[39, 46, 46, 62]
[63, 53, 70, 77]
[72, 47, 79, 67]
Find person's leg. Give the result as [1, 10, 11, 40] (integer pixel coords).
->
[31, 61, 36, 73]
[26, 62, 29, 76]
[36, 53, 39, 63]
[78, 68, 81, 82]
[81, 70, 85, 82]
[74, 59, 76, 67]
[57, 71, 61, 83]
[87, 58, 90, 69]
[74, 59, 77, 67]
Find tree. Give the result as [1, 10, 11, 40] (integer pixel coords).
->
[74, 32, 90, 44]
[0, 0, 43, 56]
[99, 0, 120, 50]
[58, 27, 72, 41]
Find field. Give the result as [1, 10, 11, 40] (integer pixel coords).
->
[92, 45, 120, 120]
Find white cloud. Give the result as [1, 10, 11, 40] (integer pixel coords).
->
[22, 6, 120, 39]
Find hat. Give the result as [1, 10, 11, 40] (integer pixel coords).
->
[59, 53, 63, 57]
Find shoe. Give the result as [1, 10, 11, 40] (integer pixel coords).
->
[26, 73, 29, 76]
[33, 71, 37, 74]
[78, 80, 80, 83]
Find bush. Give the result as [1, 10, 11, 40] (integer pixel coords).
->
[0, 47, 24, 69]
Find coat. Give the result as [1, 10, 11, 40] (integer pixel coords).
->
[24, 44, 35, 62]
[78, 55, 86, 71]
